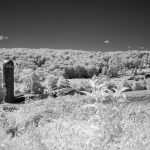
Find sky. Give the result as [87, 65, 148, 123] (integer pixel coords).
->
[0, 0, 150, 52]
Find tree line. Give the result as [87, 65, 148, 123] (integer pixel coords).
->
[0, 48, 150, 79]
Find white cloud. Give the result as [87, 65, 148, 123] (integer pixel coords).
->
[104, 40, 110, 44]
[0, 35, 9, 40]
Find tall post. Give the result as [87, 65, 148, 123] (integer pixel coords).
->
[3, 58, 14, 103]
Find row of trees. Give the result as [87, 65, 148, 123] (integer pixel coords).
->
[0, 48, 150, 79]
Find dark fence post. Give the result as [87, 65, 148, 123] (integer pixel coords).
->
[3, 58, 14, 103]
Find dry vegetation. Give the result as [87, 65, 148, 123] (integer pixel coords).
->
[0, 48, 150, 149]
[0, 74, 150, 149]
[1, 91, 150, 149]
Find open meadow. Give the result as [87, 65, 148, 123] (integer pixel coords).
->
[1, 93, 150, 149]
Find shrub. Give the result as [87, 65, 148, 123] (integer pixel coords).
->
[132, 80, 147, 91]
[64, 65, 99, 79]
[44, 74, 58, 91]
[75, 65, 88, 78]
[52, 68, 66, 77]
[122, 79, 132, 90]
[32, 81, 44, 94]
[18, 68, 34, 84]
[106, 82, 118, 92]
[107, 67, 118, 78]
[102, 66, 108, 75]
[56, 76, 70, 89]
[19, 72, 44, 94]
[87, 66, 99, 78]
[64, 67, 76, 79]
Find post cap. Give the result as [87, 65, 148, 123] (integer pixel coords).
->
[3, 58, 14, 66]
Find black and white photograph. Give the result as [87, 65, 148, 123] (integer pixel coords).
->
[0, 0, 150, 149]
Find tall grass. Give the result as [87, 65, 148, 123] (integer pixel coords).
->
[0, 76, 150, 149]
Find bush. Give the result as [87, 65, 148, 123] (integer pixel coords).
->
[64, 65, 99, 79]
[102, 67, 108, 75]
[132, 80, 147, 91]
[44, 74, 58, 91]
[19, 72, 44, 94]
[56, 76, 70, 89]
[107, 67, 118, 78]
[64, 67, 76, 79]
[87, 66, 99, 78]
[32, 81, 44, 94]
[122, 79, 132, 90]
[106, 82, 118, 92]
[75, 66, 88, 78]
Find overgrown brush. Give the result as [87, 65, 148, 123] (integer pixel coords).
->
[132, 80, 147, 91]
[1, 75, 150, 149]
[56, 76, 70, 89]
[43, 74, 58, 92]
[19, 72, 44, 94]
[1, 95, 150, 150]
[80, 75, 127, 104]
[122, 79, 132, 90]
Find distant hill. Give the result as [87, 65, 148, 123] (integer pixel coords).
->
[0, 48, 150, 79]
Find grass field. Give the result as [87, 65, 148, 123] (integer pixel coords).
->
[0, 92, 150, 150]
